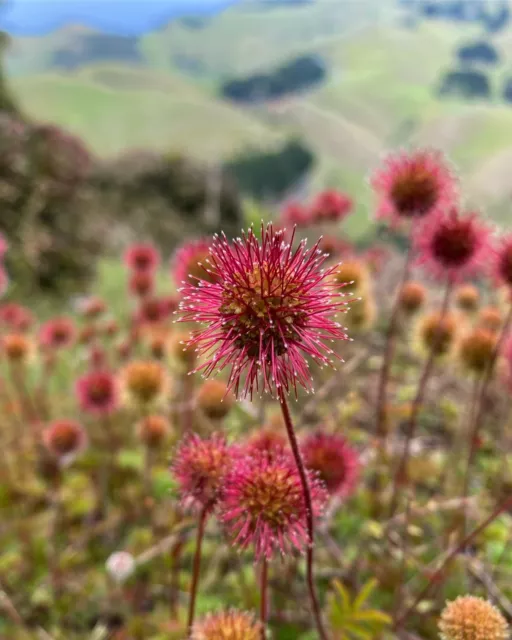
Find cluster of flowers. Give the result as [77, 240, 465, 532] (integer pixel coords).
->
[280, 189, 353, 228]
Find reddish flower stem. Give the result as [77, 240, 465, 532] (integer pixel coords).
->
[260, 557, 268, 640]
[278, 389, 330, 640]
[389, 280, 453, 517]
[394, 494, 512, 630]
[187, 506, 208, 637]
[375, 241, 414, 443]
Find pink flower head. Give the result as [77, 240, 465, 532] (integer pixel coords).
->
[493, 233, 512, 288]
[302, 430, 359, 498]
[77, 295, 107, 319]
[39, 316, 76, 350]
[42, 419, 87, 465]
[0, 303, 33, 332]
[124, 242, 160, 272]
[179, 224, 351, 399]
[172, 433, 234, 512]
[134, 296, 170, 327]
[246, 428, 287, 461]
[371, 149, 457, 225]
[310, 190, 353, 223]
[128, 269, 155, 298]
[75, 370, 119, 416]
[220, 452, 328, 559]
[172, 238, 218, 287]
[280, 201, 311, 228]
[414, 207, 493, 283]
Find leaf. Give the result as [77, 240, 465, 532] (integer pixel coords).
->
[353, 578, 377, 610]
[352, 609, 392, 626]
[332, 579, 351, 614]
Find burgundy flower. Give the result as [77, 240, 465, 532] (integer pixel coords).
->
[42, 419, 87, 464]
[414, 207, 493, 282]
[309, 189, 353, 223]
[280, 201, 311, 228]
[172, 238, 218, 287]
[76, 370, 119, 416]
[124, 242, 160, 272]
[172, 433, 234, 512]
[129, 270, 155, 297]
[302, 430, 360, 498]
[179, 224, 351, 398]
[220, 451, 328, 559]
[371, 149, 457, 225]
[39, 316, 75, 350]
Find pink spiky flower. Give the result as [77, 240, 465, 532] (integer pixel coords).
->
[280, 201, 311, 228]
[178, 224, 351, 399]
[0, 303, 33, 332]
[246, 428, 287, 461]
[220, 452, 328, 559]
[39, 316, 76, 350]
[493, 233, 512, 288]
[124, 242, 160, 272]
[42, 419, 87, 465]
[302, 430, 360, 498]
[172, 238, 219, 287]
[414, 207, 493, 283]
[172, 433, 234, 512]
[371, 149, 457, 226]
[75, 369, 119, 416]
[310, 189, 353, 223]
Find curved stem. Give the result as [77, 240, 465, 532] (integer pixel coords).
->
[375, 241, 414, 442]
[260, 558, 268, 640]
[389, 280, 453, 516]
[278, 389, 330, 640]
[187, 506, 208, 637]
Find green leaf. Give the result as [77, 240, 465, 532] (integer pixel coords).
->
[353, 579, 377, 610]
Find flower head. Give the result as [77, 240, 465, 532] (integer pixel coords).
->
[172, 238, 218, 287]
[172, 433, 233, 511]
[372, 149, 457, 225]
[246, 428, 287, 461]
[168, 331, 197, 370]
[458, 328, 497, 375]
[76, 370, 119, 416]
[0, 303, 33, 332]
[78, 295, 106, 319]
[280, 201, 310, 228]
[220, 452, 328, 559]
[124, 242, 160, 272]
[455, 284, 480, 312]
[414, 208, 492, 282]
[179, 224, 351, 398]
[439, 595, 508, 640]
[42, 419, 87, 464]
[129, 270, 154, 297]
[310, 189, 353, 223]
[331, 258, 370, 293]
[196, 380, 234, 420]
[398, 281, 427, 315]
[418, 311, 458, 357]
[493, 233, 512, 288]
[137, 414, 170, 448]
[191, 610, 262, 640]
[302, 430, 360, 498]
[120, 360, 169, 406]
[106, 551, 136, 584]
[39, 316, 75, 350]
[478, 306, 502, 334]
[2, 333, 33, 363]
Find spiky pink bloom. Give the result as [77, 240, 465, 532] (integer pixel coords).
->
[280, 201, 311, 228]
[75, 370, 119, 416]
[172, 238, 218, 287]
[246, 428, 287, 461]
[124, 242, 160, 272]
[179, 224, 351, 398]
[310, 190, 353, 223]
[220, 452, 328, 559]
[371, 149, 457, 226]
[42, 419, 87, 465]
[492, 233, 512, 288]
[172, 433, 234, 512]
[302, 430, 359, 498]
[39, 316, 76, 350]
[414, 207, 493, 283]
[0, 303, 33, 332]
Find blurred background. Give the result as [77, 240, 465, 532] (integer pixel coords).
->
[0, 0, 510, 297]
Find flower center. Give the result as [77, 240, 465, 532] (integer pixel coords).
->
[431, 221, 477, 267]
[390, 167, 439, 217]
[243, 469, 301, 527]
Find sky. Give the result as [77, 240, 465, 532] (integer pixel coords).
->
[0, 0, 240, 36]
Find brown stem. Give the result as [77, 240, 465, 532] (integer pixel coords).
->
[394, 494, 512, 630]
[278, 389, 330, 640]
[375, 241, 414, 443]
[187, 506, 208, 637]
[260, 557, 268, 640]
[389, 280, 453, 516]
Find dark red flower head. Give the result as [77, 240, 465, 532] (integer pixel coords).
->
[179, 224, 351, 398]
[39, 316, 75, 350]
[310, 189, 353, 223]
[280, 201, 311, 228]
[301, 430, 360, 498]
[42, 419, 87, 464]
[129, 270, 155, 298]
[124, 242, 160, 272]
[76, 370, 119, 416]
[220, 451, 328, 559]
[493, 234, 512, 288]
[414, 207, 493, 282]
[371, 149, 457, 225]
[172, 433, 234, 512]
